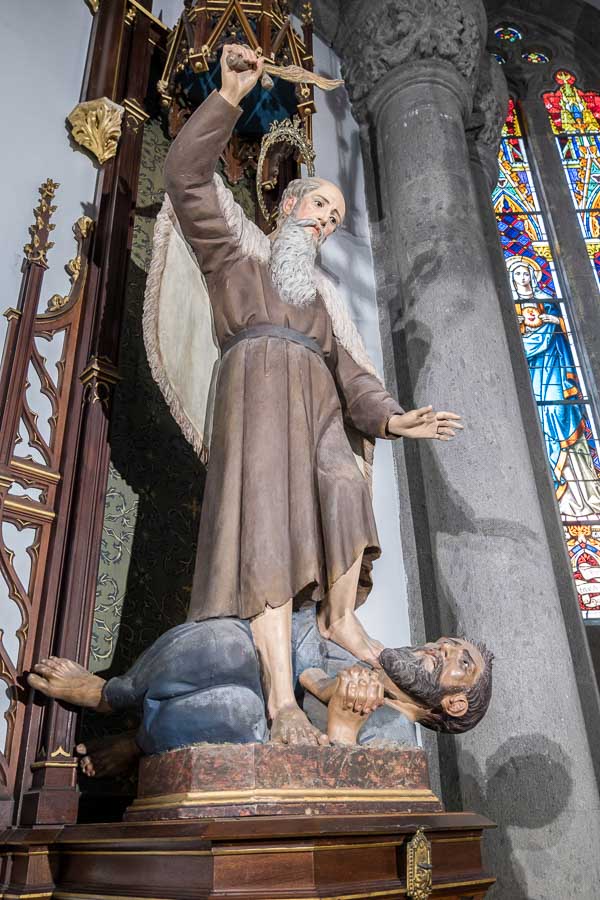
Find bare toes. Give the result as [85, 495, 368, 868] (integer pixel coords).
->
[28, 673, 50, 692]
[33, 662, 54, 677]
[81, 757, 95, 777]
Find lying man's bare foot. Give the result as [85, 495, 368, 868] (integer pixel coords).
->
[270, 702, 330, 746]
[76, 731, 141, 778]
[317, 608, 384, 668]
[301, 665, 385, 745]
[28, 657, 111, 712]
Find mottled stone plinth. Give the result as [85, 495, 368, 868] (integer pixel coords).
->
[127, 743, 442, 820]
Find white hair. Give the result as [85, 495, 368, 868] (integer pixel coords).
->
[277, 177, 323, 220]
[268, 211, 319, 307]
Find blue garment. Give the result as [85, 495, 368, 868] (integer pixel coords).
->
[104, 619, 269, 754]
[521, 301, 585, 492]
[104, 611, 417, 753]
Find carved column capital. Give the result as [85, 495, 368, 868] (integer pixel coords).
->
[335, 0, 483, 119]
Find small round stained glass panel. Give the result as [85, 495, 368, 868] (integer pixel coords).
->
[494, 24, 523, 42]
[522, 50, 550, 64]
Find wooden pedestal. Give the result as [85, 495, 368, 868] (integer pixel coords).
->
[2, 810, 495, 899]
[128, 743, 443, 819]
[1, 744, 495, 898]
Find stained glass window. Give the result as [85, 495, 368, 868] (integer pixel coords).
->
[494, 99, 600, 618]
[494, 53, 507, 65]
[522, 51, 550, 64]
[494, 24, 523, 42]
[543, 71, 600, 290]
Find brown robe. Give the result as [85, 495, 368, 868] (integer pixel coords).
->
[163, 90, 403, 621]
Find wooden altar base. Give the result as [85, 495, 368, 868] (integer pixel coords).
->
[1, 745, 495, 897]
[2, 810, 495, 899]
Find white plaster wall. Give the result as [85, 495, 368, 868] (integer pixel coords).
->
[0, 1, 97, 351]
[154, 2, 182, 28]
[309, 35, 411, 648]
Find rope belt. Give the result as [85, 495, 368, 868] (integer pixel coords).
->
[221, 324, 325, 359]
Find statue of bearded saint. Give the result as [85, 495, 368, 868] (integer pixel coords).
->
[140, 44, 468, 745]
[25, 47, 495, 764]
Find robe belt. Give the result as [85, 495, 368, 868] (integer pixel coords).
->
[221, 324, 325, 359]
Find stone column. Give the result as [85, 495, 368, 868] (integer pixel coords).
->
[336, 1, 600, 896]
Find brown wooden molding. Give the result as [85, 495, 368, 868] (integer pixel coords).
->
[18, 3, 157, 829]
[0, 184, 94, 827]
[44, 216, 94, 314]
[0, 812, 495, 899]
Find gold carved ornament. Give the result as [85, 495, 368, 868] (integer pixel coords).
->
[23, 179, 60, 268]
[46, 216, 94, 313]
[256, 116, 316, 225]
[80, 356, 120, 408]
[406, 827, 433, 900]
[67, 97, 125, 165]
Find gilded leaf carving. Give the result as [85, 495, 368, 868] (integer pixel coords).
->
[67, 97, 124, 165]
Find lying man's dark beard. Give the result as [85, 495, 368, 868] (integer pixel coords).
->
[379, 647, 447, 708]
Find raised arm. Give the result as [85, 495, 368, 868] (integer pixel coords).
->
[163, 45, 265, 276]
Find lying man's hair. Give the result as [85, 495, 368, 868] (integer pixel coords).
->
[422, 640, 494, 735]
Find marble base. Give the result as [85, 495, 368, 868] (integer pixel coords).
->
[127, 742, 442, 819]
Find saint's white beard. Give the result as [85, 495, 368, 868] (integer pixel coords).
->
[268, 214, 320, 307]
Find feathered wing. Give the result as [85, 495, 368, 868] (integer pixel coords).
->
[143, 193, 220, 465]
[144, 174, 379, 485]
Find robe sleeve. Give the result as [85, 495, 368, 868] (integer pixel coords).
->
[333, 341, 404, 439]
[163, 90, 244, 276]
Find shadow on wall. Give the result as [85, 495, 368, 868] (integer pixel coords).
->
[321, 85, 363, 233]
[462, 735, 573, 899]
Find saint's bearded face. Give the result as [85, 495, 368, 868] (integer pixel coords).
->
[268, 210, 321, 307]
[268, 180, 346, 308]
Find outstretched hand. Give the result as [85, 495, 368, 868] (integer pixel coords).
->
[219, 43, 265, 107]
[387, 406, 463, 441]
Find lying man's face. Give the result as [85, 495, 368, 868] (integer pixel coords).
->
[410, 638, 485, 691]
[379, 637, 492, 734]
[284, 179, 346, 244]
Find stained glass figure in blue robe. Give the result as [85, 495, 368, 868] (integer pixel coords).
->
[506, 255, 600, 517]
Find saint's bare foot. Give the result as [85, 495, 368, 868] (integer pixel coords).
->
[28, 657, 110, 712]
[76, 732, 141, 778]
[270, 702, 330, 746]
[317, 608, 384, 668]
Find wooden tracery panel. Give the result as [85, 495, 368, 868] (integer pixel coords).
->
[0, 182, 93, 817]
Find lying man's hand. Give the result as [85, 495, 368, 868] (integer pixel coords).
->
[301, 665, 385, 745]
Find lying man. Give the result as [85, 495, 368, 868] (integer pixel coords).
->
[28, 612, 493, 776]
